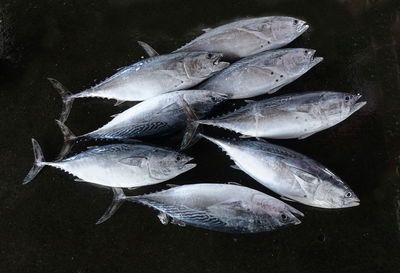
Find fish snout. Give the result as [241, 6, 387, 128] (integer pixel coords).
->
[343, 194, 360, 208]
[296, 20, 309, 34]
[349, 93, 367, 114]
[305, 49, 323, 66]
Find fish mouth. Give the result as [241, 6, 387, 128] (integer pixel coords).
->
[286, 204, 304, 225]
[179, 157, 197, 172]
[350, 94, 367, 114]
[344, 199, 360, 208]
[297, 22, 309, 34]
[307, 50, 324, 66]
[181, 163, 197, 172]
[211, 53, 230, 70]
[288, 205, 305, 218]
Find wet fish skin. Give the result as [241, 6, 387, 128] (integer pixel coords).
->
[195, 92, 367, 139]
[84, 90, 226, 139]
[197, 48, 323, 99]
[22, 140, 196, 188]
[175, 16, 309, 60]
[201, 135, 360, 209]
[55, 90, 227, 159]
[97, 184, 303, 233]
[50, 51, 229, 123]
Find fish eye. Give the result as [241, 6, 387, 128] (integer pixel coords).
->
[304, 50, 308, 54]
[207, 53, 213, 59]
[345, 192, 352, 198]
[345, 96, 350, 101]
[280, 213, 288, 222]
[211, 97, 217, 102]
[176, 156, 182, 161]
[294, 19, 298, 25]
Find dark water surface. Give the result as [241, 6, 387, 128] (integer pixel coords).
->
[1, 0, 400, 272]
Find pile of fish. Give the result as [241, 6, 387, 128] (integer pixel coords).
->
[23, 16, 366, 233]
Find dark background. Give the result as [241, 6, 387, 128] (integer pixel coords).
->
[0, 0, 399, 272]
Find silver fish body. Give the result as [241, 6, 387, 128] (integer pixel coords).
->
[23, 140, 196, 188]
[74, 52, 228, 101]
[50, 52, 229, 122]
[198, 48, 323, 99]
[73, 90, 227, 140]
[175, 16, 309, 60]
[98, 184, 303, 233]
[197, 92, 366, 139]
[202, 135, 360, 209]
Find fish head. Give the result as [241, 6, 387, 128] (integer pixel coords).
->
[149, 150, 196, 180]
[281, 48, 323, 75]
[249, 194, 303, 231]
[319, 92, 367, 123]
[183, 52, 230, 79]
[246, 17, 309, 51]
[312, 170, 360, 208]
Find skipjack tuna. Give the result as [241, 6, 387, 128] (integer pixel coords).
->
[197, 48, 323, 99]
[174, 16, 309, 60]
[200, 135, 360, 209]
[23, 140, 195, 188]
[49, 51, 229, 122]
[182, 92, 366, 142]
[97, 183, 304, 233]
[55, 90, 227, 158]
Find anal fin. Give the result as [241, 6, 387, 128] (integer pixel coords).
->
[171, 218, 186, 227]
[157, 212, 170, 225]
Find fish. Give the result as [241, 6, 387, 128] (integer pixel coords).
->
[199, 135, 360, 209]
[48, 51, 229, 122]
[197, 48, 323, 99]
[182, 92, 366, 143]
[22, 139, 196, 188]
[174, 16, 309, 60]
[97, 183, 304, 233]
[55, 90, 227, 159]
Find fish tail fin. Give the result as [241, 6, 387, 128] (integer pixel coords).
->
[180, 98, 202, 150]
[48, 78, 74, 123]
[22, 138, 46, 185]
[55, 119, 77, 160]
[96, 188, 127, 224]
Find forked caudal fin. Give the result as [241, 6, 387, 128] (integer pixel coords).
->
[55, 120, 78, 160]
[48, 78, 74, 123]
[180, 98, 202, 150]
[22, 139, 46, 185]
[96, 188, 127, 224]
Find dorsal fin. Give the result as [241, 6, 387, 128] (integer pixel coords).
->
[137, 41, 159, 57]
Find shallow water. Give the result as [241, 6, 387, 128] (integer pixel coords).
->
[0, 0, 399, 272]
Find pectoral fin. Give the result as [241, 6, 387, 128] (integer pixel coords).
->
[119, 156, 147, 167]
[298, 132, 316, 140]
[230, 165, 241, 170]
